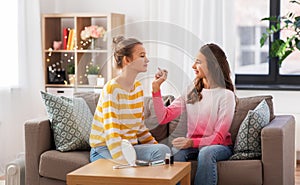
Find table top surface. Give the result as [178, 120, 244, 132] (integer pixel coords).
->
[67, 159, 191, 180]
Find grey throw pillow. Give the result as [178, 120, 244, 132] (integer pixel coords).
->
[230, 99, 270, 160]
[73, 92, 100, 114]
[41, 91, 92, 152]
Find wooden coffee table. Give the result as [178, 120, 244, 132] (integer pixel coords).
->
[67, 159, 191, 185]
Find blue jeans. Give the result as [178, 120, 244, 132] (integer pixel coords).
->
[172, 145, 233, 185]
[90, 144, 171, 162]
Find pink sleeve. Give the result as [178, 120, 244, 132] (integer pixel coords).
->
[192, 92, 236, 148]
[152, 91, 185, 124]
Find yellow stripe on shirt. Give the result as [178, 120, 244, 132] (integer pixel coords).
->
[118, 90, 143, 100]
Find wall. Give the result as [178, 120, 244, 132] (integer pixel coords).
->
[50, 0, 148, 23]
[0, 0, 53, 175]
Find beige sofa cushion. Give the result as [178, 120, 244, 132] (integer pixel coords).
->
[217, 160, 262, 185]
[39, 150, 90, 181]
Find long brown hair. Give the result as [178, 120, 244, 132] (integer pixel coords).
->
[187, 43, 234, 104]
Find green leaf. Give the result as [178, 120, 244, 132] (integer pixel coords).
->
[295, 19, 300, 28]
[278, 50, 292, 66]
[276, 23, 281, 29]
[290, 0, 300, 5]
[284, 20, 293, 25]
[275, 37, 293, 58]
[295, 16, 300, 21]
[260, 33, 269, 47]
[261, 16, 278, 22]
[271, 25, 277, 32]
[296, 38, 300, 50]
[288, 38, 295, 49]
[271, 39, 285, 57]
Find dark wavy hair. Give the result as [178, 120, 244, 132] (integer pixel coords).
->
[112, 36, 142, 69]
[187, 43, 234, 104]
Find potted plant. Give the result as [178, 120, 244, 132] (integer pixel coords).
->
[86, 64, 100, 85]
[67, 63, 75, 85]
[260, 0, 300, 65]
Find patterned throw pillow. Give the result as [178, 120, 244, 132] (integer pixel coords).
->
[41, 91, 92, 152]
[230, 99, 270, 160]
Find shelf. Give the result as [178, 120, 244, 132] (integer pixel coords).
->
[42, 13, 125, 95]
[46, 84, 103, 89]
[44, 50, 108, 53]
[44, 50, 76, 53]
[77, 50, 108, 53]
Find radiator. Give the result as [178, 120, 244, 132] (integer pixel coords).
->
[5, 154, 25, 185]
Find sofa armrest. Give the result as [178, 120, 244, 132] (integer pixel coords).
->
[24, 117, 53, 185]
[261, 115, 295, 185]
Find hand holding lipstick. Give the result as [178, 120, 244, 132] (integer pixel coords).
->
[152, 67, 168, 93]
[155, 67, 168, 79]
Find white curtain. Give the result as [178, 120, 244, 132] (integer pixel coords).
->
[0, 0, 45, 175]
[138, 0, 236, 96]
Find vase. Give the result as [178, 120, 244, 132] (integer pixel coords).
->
[89, 38, 101, 50]
[87, 74, 98, 86]
[90, 38, 95, 50]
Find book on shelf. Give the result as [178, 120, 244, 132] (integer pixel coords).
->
[66, 29, 75, 50]
[63, 28, 70, 50]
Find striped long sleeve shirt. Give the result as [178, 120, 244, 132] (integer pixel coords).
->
[90, 79, 157, 160]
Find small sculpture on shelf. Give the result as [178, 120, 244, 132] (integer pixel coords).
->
[47, 64, 66, 84]
[53, 41, 62, 50]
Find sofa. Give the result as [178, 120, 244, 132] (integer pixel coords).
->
[24, 92, 295, 185]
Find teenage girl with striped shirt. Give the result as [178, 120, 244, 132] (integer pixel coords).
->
[89, 36, 170, 162]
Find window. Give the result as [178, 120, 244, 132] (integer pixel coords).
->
[0, 0, 19, 88]
[279, 0, 300, 75]
[235, 0, 300, 89]
[236, 26, 269, 74]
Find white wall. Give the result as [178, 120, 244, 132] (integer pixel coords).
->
[0, 0, 54, 175]
[50, 0, 148, 23]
